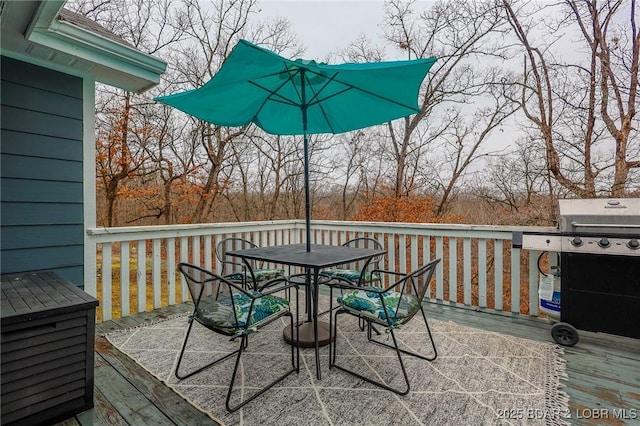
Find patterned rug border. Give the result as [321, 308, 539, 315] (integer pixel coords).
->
[105, 313, 571, 426]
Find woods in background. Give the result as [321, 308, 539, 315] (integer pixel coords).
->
[69, 0, 639, 227]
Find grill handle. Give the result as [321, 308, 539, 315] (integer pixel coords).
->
[570, 221, 640, 229]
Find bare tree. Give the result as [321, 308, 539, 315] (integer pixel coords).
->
[375, 0, 517, 215]
[501, 0, 639, 197]
[220, 131, 302, 221]
[70, 0, 185, 225]
[167, 0, 301, 223]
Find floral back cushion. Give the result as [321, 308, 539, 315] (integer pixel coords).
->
[337, 287, 419, 326]
[197, 290, 289, 333]
[321, 269, 380, 284]
[225, 268, 284, 283]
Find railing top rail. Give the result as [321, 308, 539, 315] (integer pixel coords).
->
[87, 220, 296, 235]
[311, 220, 554, 233]
[87, 219, 554, 237]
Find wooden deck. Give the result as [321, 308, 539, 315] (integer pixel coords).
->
[56, 303, 639, 426]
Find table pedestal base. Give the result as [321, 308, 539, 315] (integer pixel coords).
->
[283, 321, 333, 348]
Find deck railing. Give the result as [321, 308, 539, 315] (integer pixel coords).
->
[85, 220, 554, 322]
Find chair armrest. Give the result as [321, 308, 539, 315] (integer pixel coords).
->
[339, 269, 412, 295]
[371, 268, 407, 278]
[256, 277, 298, 296]
[224, 278, 252, 294]
[223, 260, 248, 271]
[325, 275, 361, 289]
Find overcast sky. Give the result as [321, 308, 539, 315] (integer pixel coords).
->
[258, 1, 389, 60]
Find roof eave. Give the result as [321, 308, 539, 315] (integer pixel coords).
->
[23, 1, 166, 93]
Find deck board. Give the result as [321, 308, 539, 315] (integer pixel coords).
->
[55, 302, 638, 426]
[91, 354, 176, 426]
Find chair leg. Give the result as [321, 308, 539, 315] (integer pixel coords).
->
[225, 311, 299, 413]
[361, 319, 382, 335]
[330, 309, 412, 395]
[328, 285, 334, 367]
[366, 306, 437, 362]
[175, 315, 240, 380]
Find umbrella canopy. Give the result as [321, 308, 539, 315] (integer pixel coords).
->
[155, 39, 437, 250]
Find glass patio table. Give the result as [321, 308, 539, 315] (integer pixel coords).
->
[227, 243, 386, 379]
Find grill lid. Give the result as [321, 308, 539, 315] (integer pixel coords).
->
[558, 198, 640, 234]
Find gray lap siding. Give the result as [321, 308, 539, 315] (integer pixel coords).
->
[0, 56, 84, 285]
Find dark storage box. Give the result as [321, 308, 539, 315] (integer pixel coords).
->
[1, 271, 99, 426]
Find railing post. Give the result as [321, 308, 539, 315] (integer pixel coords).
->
[529, 249, 539, 316]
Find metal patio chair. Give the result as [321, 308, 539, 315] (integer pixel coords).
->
[175, 263, 299, 412]
[320, 237, 385, 330]
[216, 237, 284, 290]
[329, 258, 441, 395]
[320, 237, 384, 286]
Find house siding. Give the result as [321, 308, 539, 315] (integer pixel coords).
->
[1, 56, 84, 285]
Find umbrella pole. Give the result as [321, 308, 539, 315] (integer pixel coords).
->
[301, 70, 311, 252]
[303, 127, 311, 252]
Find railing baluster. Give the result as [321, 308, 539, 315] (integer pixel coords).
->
[494, 239, 503, 311]
[167, 238, 175, 306]
[410, 234, 418, 272]
[463, 238, 472, 305]
[449, 237, 457, 304]
[478, 238, 487, 308]
[152, 239, 161, 309]
[120, 241, 130, 317]
[192, 236, 201, 267]
[435, 236, 444, 300]
[511, 246, 521, 313]
[398, 234, 407, 273]
[102, 242, 112, 321]
[137, 240, 146, 313]
[423, 235, 431, 261]
[180, 237, 188, 301]
[387, 234, 396, 283]
[204, 235, 212, 271]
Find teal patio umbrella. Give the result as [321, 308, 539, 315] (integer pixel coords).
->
[155, 39, 436, 251]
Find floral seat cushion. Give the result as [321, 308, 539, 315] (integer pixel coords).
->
[321, 269, 380, 284]
[197, 291, 289, 333]
[225, 268, 284, 283]
[337, 287, 419, 326]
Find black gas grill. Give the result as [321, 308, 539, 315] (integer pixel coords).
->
[514, 198, 640, 343]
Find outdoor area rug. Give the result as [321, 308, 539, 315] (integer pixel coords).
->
[105, 297, 570, 426]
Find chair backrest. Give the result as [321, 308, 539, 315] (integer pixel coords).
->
[389, 258, 441, 325]
[407, 258, 440, 302]
[178, 262, 244, 335]
[216, 238, 259, 275]
[341, 237, 385, 274]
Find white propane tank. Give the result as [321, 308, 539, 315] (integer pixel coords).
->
[539, 269, 561, 322]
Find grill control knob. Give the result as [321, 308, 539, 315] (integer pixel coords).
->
[571, 236, 583, 247]
[598, 237, 610, 248]
[628, 239, 640, 249]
